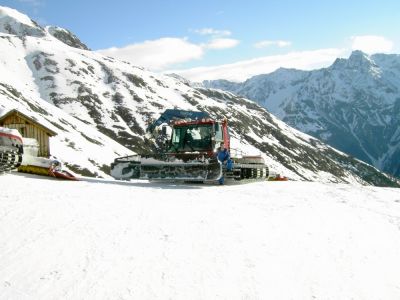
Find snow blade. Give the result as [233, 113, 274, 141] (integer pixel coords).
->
[111, 154, 222, 182]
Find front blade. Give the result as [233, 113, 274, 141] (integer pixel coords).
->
[141, 159, 222, 181]
[111, 155, 222, 182]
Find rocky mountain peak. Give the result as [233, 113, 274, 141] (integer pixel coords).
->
[331, 50, 376, 70]
[0, 6, 45, 37]
[347, 50, 376, 69]
[204, 51, 400, 178]
[46, 26, 90, 50]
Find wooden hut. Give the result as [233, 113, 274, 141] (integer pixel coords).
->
[0, 109, 57, 157]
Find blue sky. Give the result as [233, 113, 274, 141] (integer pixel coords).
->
[2, 0, 400, 81]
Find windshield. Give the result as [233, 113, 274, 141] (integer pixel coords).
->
[169, 124, 213, 152]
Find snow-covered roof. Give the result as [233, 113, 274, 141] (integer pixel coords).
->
[0, 109, 57, 136]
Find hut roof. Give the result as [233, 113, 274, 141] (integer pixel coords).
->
[0, 109, 57, 137]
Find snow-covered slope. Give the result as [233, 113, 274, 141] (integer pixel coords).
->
[0, 6, 398, 186]
[1, 173, 400, 299]
[0, 6, 44, 38]
[204, 51, 400, 178]
[0, 85, 132, 177]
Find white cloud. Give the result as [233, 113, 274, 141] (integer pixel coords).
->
[351, 35, 394, 54]
[168, 48, 347, 82]
[96, 38, 204, 71]
[193, 28, 231, 37]
[95, 28, 240, 71]
[254, 40, 292, 49]
[97, 36, 240, 71]
[205, 38, 240, 50]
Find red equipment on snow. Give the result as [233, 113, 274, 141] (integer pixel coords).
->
[111, 109, 269, 183]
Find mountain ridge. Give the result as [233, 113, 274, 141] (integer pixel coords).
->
[204, 51, 400, 177]
[0, 5, 398, 186]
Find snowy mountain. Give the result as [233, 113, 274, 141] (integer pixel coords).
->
[204, 51, 400, 178]
[0, 6, 398, 186]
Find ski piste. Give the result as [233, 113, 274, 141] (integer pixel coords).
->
[111, 154, 223, 182]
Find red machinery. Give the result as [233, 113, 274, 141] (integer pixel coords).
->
[111, 110, 269, 183]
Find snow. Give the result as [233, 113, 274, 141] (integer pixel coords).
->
[0, 7, 44, 40]
[1, 173, 400, 299]
[0, 6, 34, 28]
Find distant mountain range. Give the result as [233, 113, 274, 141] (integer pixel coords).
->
[204, 50, 400, 178]
[0, 6, 398, 186]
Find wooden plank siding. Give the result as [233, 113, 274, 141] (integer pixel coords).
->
[0, 111, 56, 157]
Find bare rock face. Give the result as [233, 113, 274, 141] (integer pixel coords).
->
[47, 26, 90, 50]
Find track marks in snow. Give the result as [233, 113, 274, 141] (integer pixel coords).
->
[1, 175, 400, 299]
